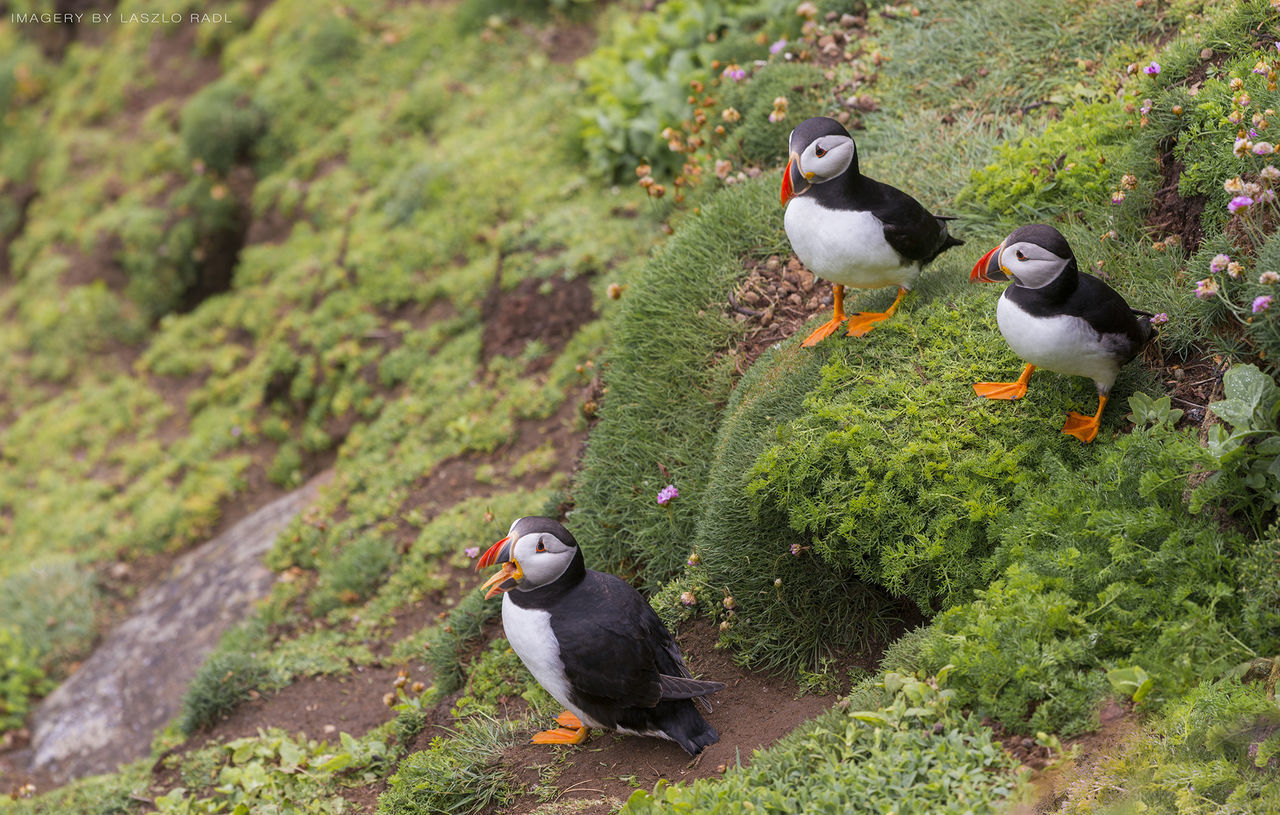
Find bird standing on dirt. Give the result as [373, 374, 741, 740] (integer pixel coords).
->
[970, 224, 1156, 443]
[781, 116, 963, 345]
[476, 516, 724, 755]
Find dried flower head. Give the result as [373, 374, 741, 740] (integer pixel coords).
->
[1195, 278, 1219, 299]
[680, 591, 697, 607]
[1260, 271, 1280, 284]
[1227, 261, 1245, 279]
[1210, 253, 1232, 273]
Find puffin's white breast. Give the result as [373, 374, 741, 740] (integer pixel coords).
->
[784, 197, 919, 290]
[995, 295, 1122, 390]
[502, 596, 599, 726]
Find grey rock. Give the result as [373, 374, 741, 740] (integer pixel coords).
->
[28, 474, 329, 782]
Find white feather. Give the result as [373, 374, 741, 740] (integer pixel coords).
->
[502, 597, 601, 727]
[784, 197, 919, 290]
[996, 296, 1123, 391]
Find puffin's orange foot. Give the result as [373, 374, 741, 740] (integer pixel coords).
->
[844, 310, 894, 337]
[555, 711, 583, 729]
[973, 381, 1028, 400]
[531, 726, 589, 745]
[1061, 411, 1100, 443]
[801, 316, 847, 347]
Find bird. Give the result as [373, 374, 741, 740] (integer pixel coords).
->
[969, 224, 1156, 443]
[781, 116, 963, 346]
[476, 516, 724, 755]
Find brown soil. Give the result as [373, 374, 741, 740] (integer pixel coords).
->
[1142, 343, 1229, 430]
[496, 621, 837, 814]
[536, 21, 597, 64]
[1005, 700, 1145, 814]
[726, 253, 831, 370]
[1147, 137, 1206, 255]
[481, 271, 598, 366]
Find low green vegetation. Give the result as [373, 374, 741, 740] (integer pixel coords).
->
[6, 0, 1280, 812]
[623, 671, 1022, 814]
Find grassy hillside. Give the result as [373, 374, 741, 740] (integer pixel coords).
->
[3, 0, 1280, 813]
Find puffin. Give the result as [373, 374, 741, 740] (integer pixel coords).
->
[781, 116, 963, 346]
[970, 224, 1156, 443]
[476, 516, 724, 755]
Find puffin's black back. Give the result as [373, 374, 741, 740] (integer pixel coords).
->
[511, 568, 721, 755]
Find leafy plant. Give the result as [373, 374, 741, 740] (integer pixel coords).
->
[1197, 363, 1280, 531]
[0, 626, 52, 732]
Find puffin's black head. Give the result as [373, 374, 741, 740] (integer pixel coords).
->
[781, 116, 859, 206]
[476, 516, 584, 598]
[970, 224, 1077, 289]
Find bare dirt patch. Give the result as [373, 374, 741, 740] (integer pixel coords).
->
[1147, 136, 1206, 255]
[481, 272, 597, 365]
[536, 21, 596, 64]
[726, 253, 830, 370]
[497, 620, 838, 814]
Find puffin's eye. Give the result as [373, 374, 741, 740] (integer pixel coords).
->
[536, 539, 546, 553]
[814, 145, 828, 158]
[1015, 250, 1026, 261]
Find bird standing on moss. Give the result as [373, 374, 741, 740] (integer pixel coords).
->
[781, 116, 963, 345]
[970, 224, 1155, 443]
[476, 516, 724, 754]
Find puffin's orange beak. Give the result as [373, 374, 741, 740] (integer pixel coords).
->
[781, 156, 795, 206]
[477, 536, 523, 599]
[476, 536, 509, 570]
[970, 241, 1009, 283]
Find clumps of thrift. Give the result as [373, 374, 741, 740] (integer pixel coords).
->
[1229, 195, 1254, 213]
[1254, 295, 1274, 313]
[657, 484, 679, 505]
[1143, 61, 1161, 75]
[769, 96, 789, 123]
[1151, 313, 1169, 326]
[1210, 254, 1231, 274]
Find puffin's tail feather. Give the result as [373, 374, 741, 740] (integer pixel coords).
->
[664, 702, 721, 756]
[1130, 308, 1157, 345]
[659, 675, 726, 700]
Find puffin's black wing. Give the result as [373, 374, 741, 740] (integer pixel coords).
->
[862, 178, 962, 264]
[550, 571, 667, 709]
[552, 571, 722, 711]
[1058, 272, 1152, 360]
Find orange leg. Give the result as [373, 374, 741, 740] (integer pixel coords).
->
[531, 711, 589, 745]
[973, 364, 1036, 401]
[801, 284, 847, 347]
[845, 287, 908, 337]
[1061, 394, 1108, 444]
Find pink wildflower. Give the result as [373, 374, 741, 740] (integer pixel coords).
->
[1254, 295, 1273, 313]
[1195, 278, 1219, 299]
[657, 484, 679, 505]
[1229, 195, 1255, 213]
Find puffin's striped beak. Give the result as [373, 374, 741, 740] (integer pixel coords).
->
[477, 536, 522, 599]
[781, 151, 807, 206]
[970, 241, 1010, 283]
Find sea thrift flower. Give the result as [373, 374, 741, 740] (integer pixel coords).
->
[1256, 142, 1276, 156]
[680, 591, 697, 607]
[796, 1, 818, 19]
[1195, 278, 1219, 298]
[790, 543, 803, 556]
[1260, 271, 1280, 284]
[1228, 261, 1245, 279]
[1229, 195, 1255, 213]
[714, 159, 733, 179]
[1262, 165, 1280, 181]
[1143, 61, 1161, 75]
[465, 547, 480, 559]
[770, 38, 787, 55]
[687, 551, 701, 566]
[768, 96, 789, 123]
[1232, 77, 1245, 91]
[1230, 111, 1245, 125]
[1139, 99, 1152, 115]
[1210, 254, 1232, 273]
[721, 64, 746, 81]
[1239, 93, 1253, 108]
[1111, 191, 1126, 204]
[1225, 177, 1246, 193]
[1235, 138, 1254, 157]
[1151, 312, 1169, 326]
[1263, 189, 1278, 203]
[657, 484, 679, 505]
[1246, 182, 1264, 197]
[1255, 60, 1270, 75]
[1254, 295, 1274, 313]
[1121, 173, 1138, 190]
[721, 106, 741, 123]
